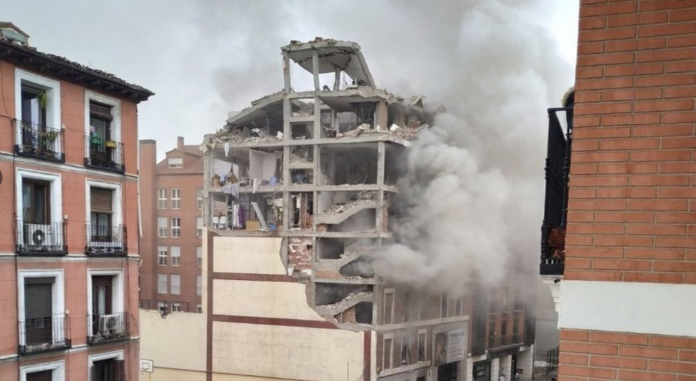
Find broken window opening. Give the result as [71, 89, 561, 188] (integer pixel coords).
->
[339, 257, 375, 279]
[291, 122, 313, 140]
[314, 284, 371, 306]
[355, 302, 373, 324]
[290, 193, 313, 230]
[290, 145, 314, 163]
[291, 169, 313, 185]
[320, 146, 378, 185]
[384, 145, 406, 186]
[287, 61, 316, 93]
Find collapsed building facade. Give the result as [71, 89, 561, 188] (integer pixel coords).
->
[191, 39, 534, 381]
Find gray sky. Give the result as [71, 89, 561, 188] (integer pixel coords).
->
[3, 1, 579, 160]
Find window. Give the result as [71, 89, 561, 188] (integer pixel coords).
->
[455, 297, 463, 316]
[157, 274, 167, 295]
[88, 101, 114, 162]
[384, 289, 394, 324]
[196, 275, 202, 296]
[441, 293, 448, 318]
[197, 188, 203, 209]
[90, 275, 114, 340]
[196, 217, 203, 238]
[383, 336, 393, 370]
[92, 358, 125, 381]
[171, 188, 181, 209]
[158, 189, 167, 209]
[171, 303, 181, 312]
[15, 69, 61, 150]
[157, 247, 167, 266]
[168, 157, 183, 168]
[90, 187, 113, 242]
[22, 179, 50, 224]
[84, 91, 121, 171]
[171, 218, 181, 238]
[417, 330, 427, 362]
[197, 247, 203, 267]
[18, 269, 65, 352]
[157, 217, 167, 238]
[170, 275, 180, 295]
[170, 246, 181, 266]
[157, 302, 167, 313]
[401, 334, 410, 365]
[197, 304, 202, 313]
[20, 360, 65, 381]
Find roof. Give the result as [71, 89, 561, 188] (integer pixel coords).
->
[283, 38, 375, 88]
[0, 37, 154, 103]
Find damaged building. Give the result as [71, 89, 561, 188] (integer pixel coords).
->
[174, 39, 535, 381]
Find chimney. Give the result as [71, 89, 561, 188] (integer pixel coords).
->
[177, 136, 184, 150]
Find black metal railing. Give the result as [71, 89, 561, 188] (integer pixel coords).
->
[19, 316, 71, 355]
[14, 121, 65, 162]
[86, 225, 127, 256]
[541, 106, 573, 276]
[139, 300, 195, 313]
[84, 134, 125, 173]
[88, 312, 130, 344]
[15, 221, 68, 255]
[545, 346, 559, 374]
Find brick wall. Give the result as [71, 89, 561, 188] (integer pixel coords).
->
[569, 0, 696, 284]
[561, 1, 696, 379]
[560, 330, 696, 380]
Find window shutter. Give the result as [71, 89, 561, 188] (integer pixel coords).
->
[24, 280, 53, 319]
[91, 188, 113, 214]
[90, 101, 113, 121]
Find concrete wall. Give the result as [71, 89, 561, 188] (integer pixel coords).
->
[213, 236, 285, 275]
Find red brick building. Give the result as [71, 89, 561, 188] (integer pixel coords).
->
[0, 23, 152, 380]
[541, 1, 696, 379]
[139, 137, 205, 312]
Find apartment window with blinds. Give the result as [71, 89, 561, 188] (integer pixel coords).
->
[157, 217, 167, 238]
[90, 187, 113, 242]
[171, 246, 181, 266]
[170, 274, 180, 295]
[157, 274, 167, 294]
[196, 217, 203, 238]
[197, 247, 202, 267]
[197, 188, 203, 209]
[171, 189, 181, 209]
[196, 275, 202, 296]
[158, 189, 167, 209]
[157, 246, 167, 266]
[168, 157, 182, 169]
[171, 218, 181, 238]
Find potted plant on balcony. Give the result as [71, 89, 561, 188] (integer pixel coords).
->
[41, 129, 59, 156]
[105, 140, 117, 148]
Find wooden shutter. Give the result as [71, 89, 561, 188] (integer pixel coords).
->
[24, 279, 52, 319]
[91, 188, 113, 214]
[90, 101, 113, 121]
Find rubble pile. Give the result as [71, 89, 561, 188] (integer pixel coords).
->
[319, 291, 372, 310]
[319, 199, 374, 217]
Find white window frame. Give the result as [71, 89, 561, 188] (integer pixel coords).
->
[85, 179, 123, 244]
[86, 269, 124, 338]
[158, 246, 168, 266]
[157, 302, 167, 313]
[168, 157, 183, 168]
[197, 187, 203, 209]
[197, 246, 202, 268]
[158, 217, 167, 238]
[84, 90, 121, 146]
[384, 288, 395, 324]
[15, 168, 62, 224]
[172, 302, 181, 312]
[196, 275, 202, 296]
[171, 188, 181, 209]
[20, 360, 65, 381]
[14, 69, 61, 147]
[196, 217, 203, 238]
[157, 274, 168, 295]
[88, 350, 124, 381]
[17, 269, 65, 347]
[417, 329, 427, 362]
[383, 333, 394, 370]
[158, 189, 167, 209]
[171, 217, 181, 238]
[170, 274, 181, 295]
[170, 246, 181, 267]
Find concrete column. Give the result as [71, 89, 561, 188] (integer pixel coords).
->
[312, 50, 320, 91]
[283, 51, 291, 92]
[516, 347, 534, 381]
[376, 141, 385, 232]
[491, 358, 499, 381]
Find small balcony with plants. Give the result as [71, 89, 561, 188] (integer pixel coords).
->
[84, 131, 125, 173]
[14, 120, 65, 163]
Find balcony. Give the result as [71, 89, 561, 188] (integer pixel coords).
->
[87, 312, 130, 344]
[14, 121, 65, 163]
[86, 225, 127, 256]
[84, 134, 125, 173]
[15, 221, 67, 256]
[540, 107, 573, 276]
[18, 316, 71, 355]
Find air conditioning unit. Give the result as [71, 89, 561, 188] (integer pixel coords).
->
[98, 313, 120, 335]
[25, 224, 51, 249]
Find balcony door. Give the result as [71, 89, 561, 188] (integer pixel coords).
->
[90, 187, 113, 242]
[21, 84, 46, 147]
[92, 276, 113, 337]
[92, 358, 125, 381]
[26, 370, 52, 381]
[22, 180, 50, 224]
[89, 101, 113, 165]
[24, 278, 53, 346]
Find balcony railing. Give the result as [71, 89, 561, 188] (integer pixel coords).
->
[86, 225, 127, 256]
[541, 106, 573, 276]
[18, 316, 71, 355]
[16, 221, 68, 256]
[88, 312, 130, 344]
[84, 134, 125, 173]
[14, 121, 65, 162]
